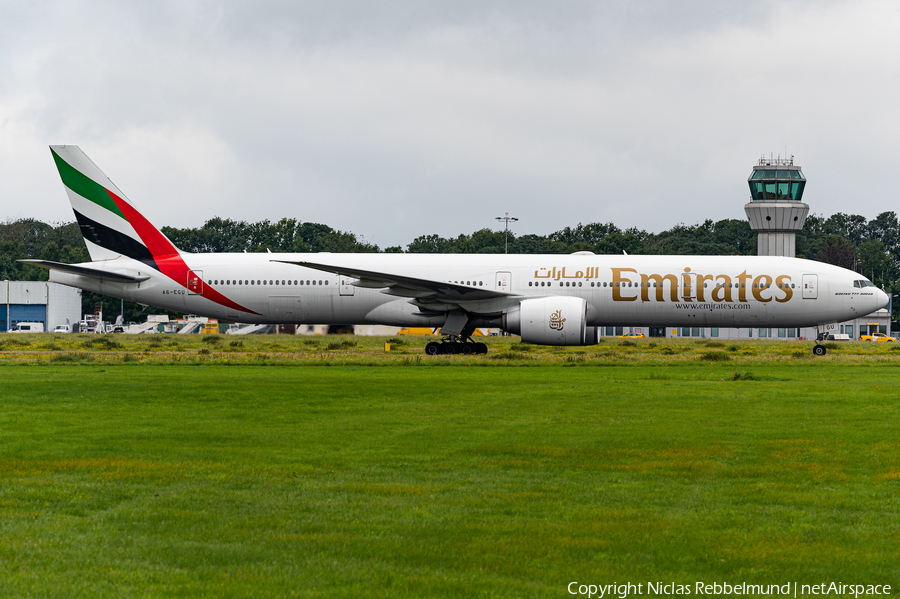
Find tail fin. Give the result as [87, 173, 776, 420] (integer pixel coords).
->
[50, 145, 181, 266]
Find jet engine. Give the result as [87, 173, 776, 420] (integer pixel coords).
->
[502, 296, 595, 346]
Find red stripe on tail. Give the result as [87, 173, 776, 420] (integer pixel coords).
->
[108, 190, 259, 315]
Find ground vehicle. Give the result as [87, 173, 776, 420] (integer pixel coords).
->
[861, 332, 896, 342]
[52, 324, 73, 333]
[12, 322, 44, 333]
[818, 333, 851, 341]
[618, 332, 645, 338]
[200, 322, 219, 334]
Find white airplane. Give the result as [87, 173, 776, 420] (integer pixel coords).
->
[24, 145, 889, 356]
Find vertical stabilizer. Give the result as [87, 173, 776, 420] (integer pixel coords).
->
[50, 145, 180, 266]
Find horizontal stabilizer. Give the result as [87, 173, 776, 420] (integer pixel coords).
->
[20, 259, 151, 282]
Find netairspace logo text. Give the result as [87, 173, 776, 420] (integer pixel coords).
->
[567, 581, 892, 598]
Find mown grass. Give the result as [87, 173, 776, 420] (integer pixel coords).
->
[1, 332, 899, 366]
[0, 358, 898, 597]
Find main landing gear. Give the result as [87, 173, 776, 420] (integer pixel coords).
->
[425, 335, 488, 355]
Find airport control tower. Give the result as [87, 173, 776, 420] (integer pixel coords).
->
[744, 155, 809, 257]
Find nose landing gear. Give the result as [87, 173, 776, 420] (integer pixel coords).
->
[813, 331, 828, 356]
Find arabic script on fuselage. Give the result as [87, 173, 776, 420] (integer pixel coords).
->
[533, 266, 794, 303]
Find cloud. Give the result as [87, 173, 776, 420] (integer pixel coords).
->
[1, 0, 898, 248]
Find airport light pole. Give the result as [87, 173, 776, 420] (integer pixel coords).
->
[495, 212, 518, 254]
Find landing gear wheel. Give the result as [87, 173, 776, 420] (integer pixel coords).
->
[813, 345, 827, 356]
[443, 343, 458, 355]
[461, 342, 475, 355]
[476, 342, 488, 354]
[425, 342, 442, 355]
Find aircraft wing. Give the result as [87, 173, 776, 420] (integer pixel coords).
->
[19, 259, 151, 283]
[274, 259, 513, 301]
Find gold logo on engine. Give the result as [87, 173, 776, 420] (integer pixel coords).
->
[549, 310, 565, 330]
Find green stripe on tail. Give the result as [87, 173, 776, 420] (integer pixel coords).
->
[51, 148, 126, 220]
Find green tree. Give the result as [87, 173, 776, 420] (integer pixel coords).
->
[815, 235, 858, 270]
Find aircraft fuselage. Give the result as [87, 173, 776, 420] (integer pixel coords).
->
[49, 252, 887, 330]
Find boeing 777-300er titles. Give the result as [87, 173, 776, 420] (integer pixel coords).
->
[23, 146, 889, 356]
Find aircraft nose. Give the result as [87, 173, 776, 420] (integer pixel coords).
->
[877, 288, 890, 310]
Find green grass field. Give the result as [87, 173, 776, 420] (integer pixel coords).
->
[0, 335, 898, 597]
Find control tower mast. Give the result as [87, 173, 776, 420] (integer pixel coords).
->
[744, 155, 809, 257]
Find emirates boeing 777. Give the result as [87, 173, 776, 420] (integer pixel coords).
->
[23, 146, 888, 356]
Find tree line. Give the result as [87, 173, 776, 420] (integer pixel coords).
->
[2, 212, 897, 323]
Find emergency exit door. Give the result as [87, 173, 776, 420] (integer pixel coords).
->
[495, 271, 511, 292]
[187, 270, 204, 295]
[339, 276, 355, 296]
[802, 274, 817, 299]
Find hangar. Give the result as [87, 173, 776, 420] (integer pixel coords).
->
[1, 281, 82, 332]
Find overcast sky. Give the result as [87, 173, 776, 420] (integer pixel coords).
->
[1, 0, 898, 248]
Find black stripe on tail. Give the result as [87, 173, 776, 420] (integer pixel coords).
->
[73, 209, 159, 270]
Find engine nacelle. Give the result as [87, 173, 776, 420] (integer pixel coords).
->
[502, 296, 593, 346]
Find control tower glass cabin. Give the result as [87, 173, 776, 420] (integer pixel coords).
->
[748, 161, 806, 202]
[744, 156, 809, 257]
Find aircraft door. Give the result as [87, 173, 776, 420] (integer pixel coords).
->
[187, 270, 204, 295]
[802, 274, 818, 299]
[495, 271, 511, 293]
[339, 276, 355, 296]
[682, 272, 696, 301]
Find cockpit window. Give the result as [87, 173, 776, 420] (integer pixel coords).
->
[854, 280, 874, 288]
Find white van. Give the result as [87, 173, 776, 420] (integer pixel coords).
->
[12, 322, 45, 333]
[53, 324, 73, 333]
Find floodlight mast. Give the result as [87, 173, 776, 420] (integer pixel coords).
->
[495, 212, 518, 254]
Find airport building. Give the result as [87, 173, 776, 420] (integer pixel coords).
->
[1, 281, 82, 332]
[598, 155, 891, 340]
